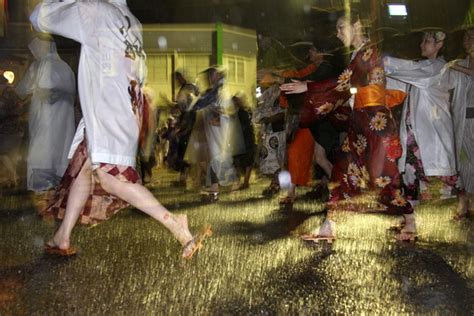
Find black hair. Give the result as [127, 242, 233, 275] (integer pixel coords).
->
[337, 9, 362, 25]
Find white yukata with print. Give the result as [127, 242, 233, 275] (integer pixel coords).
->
[451, 56, 474, 193]
[30, 0, 147, 169]
[16, 38, 76, 192]
[385, 56, 457, 177]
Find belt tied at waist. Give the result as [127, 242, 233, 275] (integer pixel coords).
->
[353, 84, 406, 109]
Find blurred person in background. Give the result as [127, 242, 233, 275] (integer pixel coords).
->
[16, 37, 76, 193]
[231, 93, 256, 190]
[0, 71, 27, 188]
[450, 27, 474, 219]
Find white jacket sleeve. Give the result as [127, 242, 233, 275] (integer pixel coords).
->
[30, 1, 98, 44]
[15, 62, 38, 98]
[384, 56, 442, 89]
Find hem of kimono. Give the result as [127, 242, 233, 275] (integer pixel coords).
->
[423, 168, 457, 177]
[91, 153, 136, 168]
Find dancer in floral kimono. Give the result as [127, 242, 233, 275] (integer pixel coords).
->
[278, 43, 347, 207]
[451, 27, 474, 219]
[384, 31, 467, 216]
[31, 0, 210, 258]
[281, 10, 415, 241]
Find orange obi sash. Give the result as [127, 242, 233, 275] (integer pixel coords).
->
[354, 85, 406, 109]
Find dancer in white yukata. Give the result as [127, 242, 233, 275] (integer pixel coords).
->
[16, 37, 76, 192]
[31, 0, 210, 258]
[385, 31, 467, 216]
[197, 67, 241, 200]
[451, 27, 474, 219]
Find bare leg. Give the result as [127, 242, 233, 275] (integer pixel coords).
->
[454, 193, 469, 219]
[313, 141, 332, 177]
[242, 166, 252, 188]
[95, 169, 193, 246]
[48, 159, 93, 250]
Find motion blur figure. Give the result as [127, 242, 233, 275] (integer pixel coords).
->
[385, 31, 467, 217]
[0, 73, 26, 188]
[16, 37, 76, 193]
[450, 27, 474, 219]
[31, 0, 209, 258]
[281, 10, 415, 241]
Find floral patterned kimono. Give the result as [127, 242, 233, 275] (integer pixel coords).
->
[301, 42, 413, 215]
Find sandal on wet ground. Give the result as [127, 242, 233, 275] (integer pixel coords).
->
[200, 191, 219, 203]
[452, 212, 472, 221]
[388, 217, 406, 232]
[44, 243, 77, 257]
[182, 224, 213, 260]
[394, 231, 418, 242]
[300, 233, 336, 244]
[262, 183, 280, 197]
[279, 196, 295, 205]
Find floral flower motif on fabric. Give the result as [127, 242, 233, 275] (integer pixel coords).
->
[342, 137, 351, 153]
[317, 102, 335, 115]
[375, 176, 391, 188]
[336, 69, 352, 92]
[347, 162, 361, 176]
[369, 112, 387, 132]
[369, 67, 385, 85]
[360, 166, 370, 183]
[391, 189, 407, 207]
[343, 174, 349, 185]
[362, 47, 374, 62]
[403, 163, 417, 186]
[354, 134, 368, 155]
[383, 136, 402, 162]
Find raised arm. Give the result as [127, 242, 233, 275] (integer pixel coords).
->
[30, 1, 98, 43]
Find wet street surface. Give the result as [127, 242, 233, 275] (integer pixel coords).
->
[0, 169, 473, 314]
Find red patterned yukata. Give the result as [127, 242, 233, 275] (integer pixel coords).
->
[301, 42, 413, 215]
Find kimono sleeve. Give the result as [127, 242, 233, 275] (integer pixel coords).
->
[384, 56, 442, 89]
[15, 62, 38, 98]
[300, 77, 350, 127]
[30, 1, 98, 44]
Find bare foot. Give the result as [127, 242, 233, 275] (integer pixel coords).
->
[182, 224, 212, 260]
[46, 231, 71, 251]
[301, 219, 336, 241]
[395, 218, 417, 241]
[173, 214, 193, 246]
[318, 219, 336, 237]
[453, 195, 469, 220]
[389, 216, 406, 231]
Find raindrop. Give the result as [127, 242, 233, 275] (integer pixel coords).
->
[157, 36, 168, 49]
[232, 43, 238, 50]
[303, 4, 311, 14]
